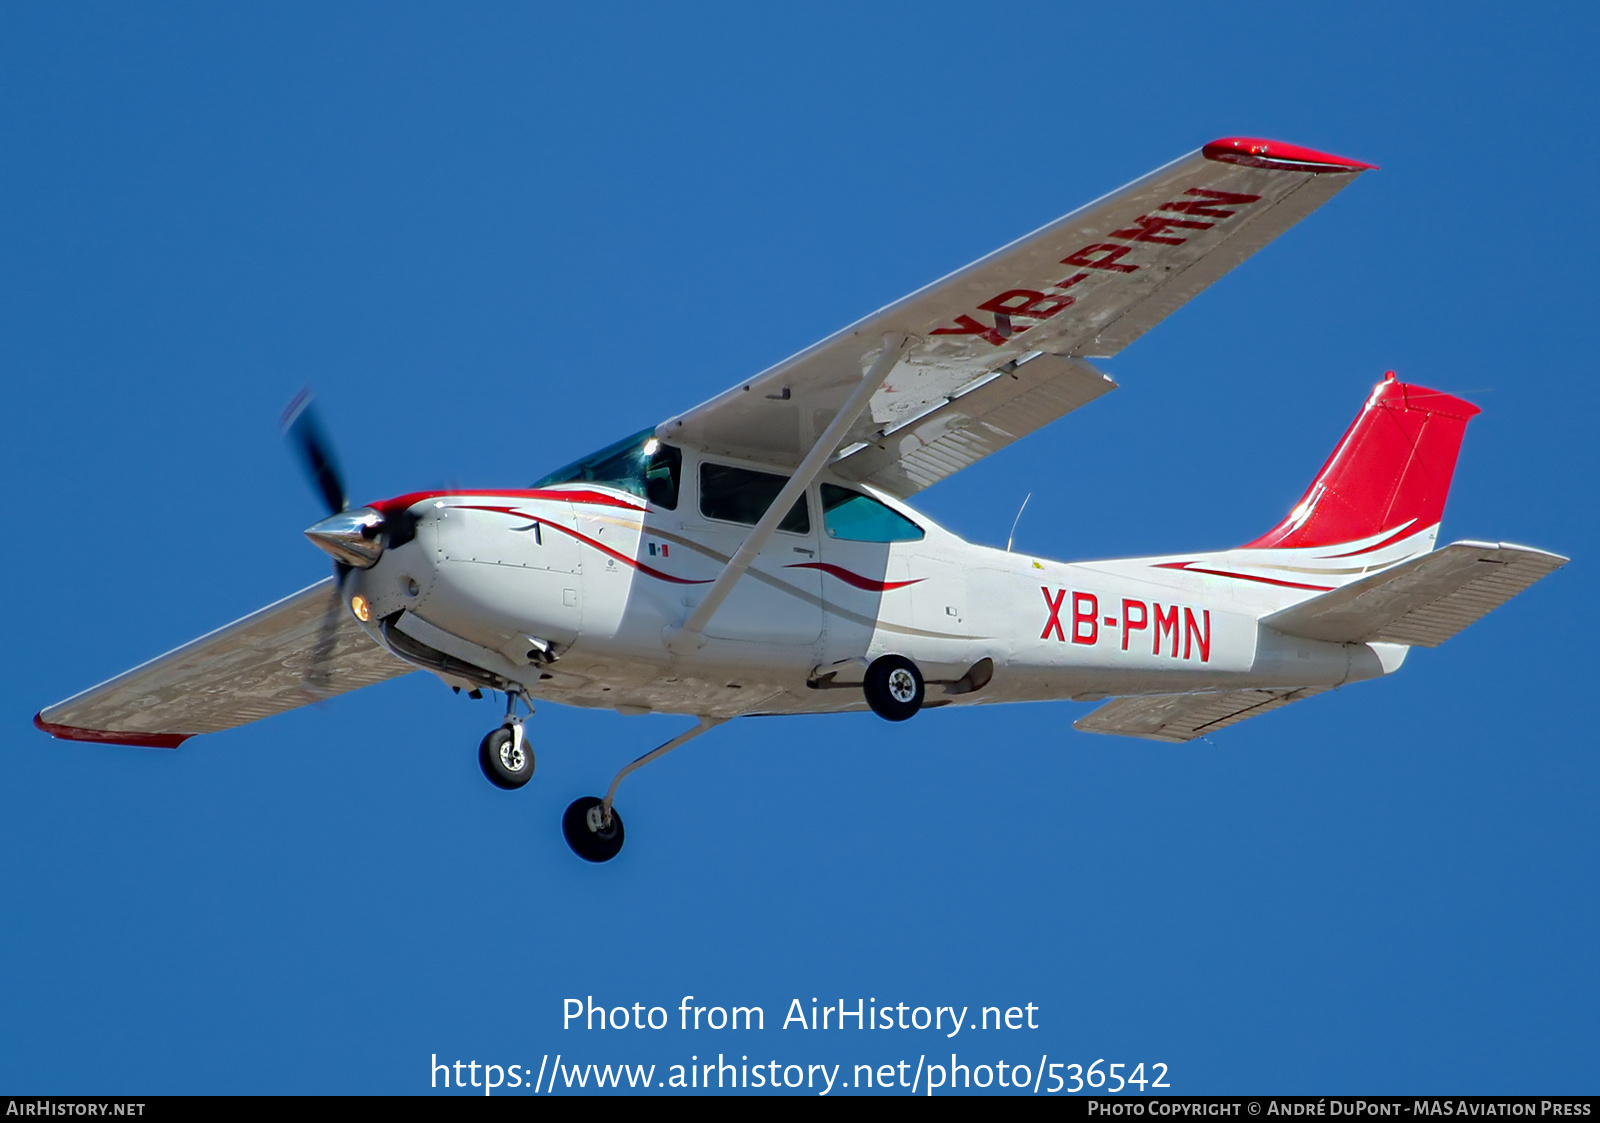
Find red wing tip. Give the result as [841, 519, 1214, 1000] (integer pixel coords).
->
[33, 712, 190, 749]
[1204, 137, 1377, 172]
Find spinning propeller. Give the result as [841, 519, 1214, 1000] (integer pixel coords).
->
[282, 389, 387, 569]
[281, 389, 389, 692]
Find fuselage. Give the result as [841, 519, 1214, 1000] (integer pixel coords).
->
[342, 440, 1404, 720]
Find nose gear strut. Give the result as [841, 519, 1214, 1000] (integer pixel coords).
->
[478, 689, 536, 790]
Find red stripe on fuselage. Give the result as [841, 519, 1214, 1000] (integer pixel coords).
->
[1151, 561, 1334, 592]
[784, 562, 923, 592]
[1320, 523, 1426, 559]
[371, 487, 646, 517]
[450, 505, 711, 585]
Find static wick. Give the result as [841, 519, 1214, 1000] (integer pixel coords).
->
[1006, 492, 1033, 553]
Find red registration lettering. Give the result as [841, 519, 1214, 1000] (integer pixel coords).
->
[1158, 187, 1261, 219]
[1121, 598, 1148, 650]
[1108, 214, 1214, 245]
[931, 314, 1008, 347]
[1061, 243, 1138, 273]
[1041, 587, 1067, 642]
[1072, 592, 1099, 644]
[1183, 607, 1211, 662]
[977, 288, 1074, 321]
[1152, 602, 1179, 657]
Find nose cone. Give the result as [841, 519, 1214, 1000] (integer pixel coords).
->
[305, 507, 385, 568]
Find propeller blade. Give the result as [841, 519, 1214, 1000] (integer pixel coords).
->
[302, 581, 344, 697]
[281, 388, 347, 516]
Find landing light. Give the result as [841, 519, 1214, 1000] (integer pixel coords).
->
[351, 595, 370, 622]
[642, 438, 659, 456]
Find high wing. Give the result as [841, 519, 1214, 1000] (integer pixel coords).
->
[35, 580, 414, 747]
[660, 137, 1375, 497]
[1074, 686, 1332, 743]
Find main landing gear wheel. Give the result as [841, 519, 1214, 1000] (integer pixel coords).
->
[479, 724, 534, 789]
[563, 796, 625, 863]
[864, 654, 924, 722]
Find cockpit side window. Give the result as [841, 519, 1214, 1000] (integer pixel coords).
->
[700, 462, 810, 534]
[820, 484, 924, 542]
[641, 443, 681, 509]
[532, 429, 682, 510]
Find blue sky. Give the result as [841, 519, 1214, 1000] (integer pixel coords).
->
[2, 1, 1595, 1095]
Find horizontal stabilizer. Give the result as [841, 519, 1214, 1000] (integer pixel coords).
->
[35, 579, 414, 747]
[1074, 686, 1331, 743]
[1260, 541, 1567, 647]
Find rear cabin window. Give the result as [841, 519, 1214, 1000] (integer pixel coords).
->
[820, 484, 924, 542]
[700, 463, 810, 534]
[532, 429, 682, 509]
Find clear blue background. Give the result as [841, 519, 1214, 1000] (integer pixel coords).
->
[2, 1, 1594, 1096]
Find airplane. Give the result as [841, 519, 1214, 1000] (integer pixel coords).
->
[34, 137, 1567, 863]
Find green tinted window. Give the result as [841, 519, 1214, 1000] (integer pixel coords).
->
[533, 430, 682, 509]
[821, 484, 924, 542]
[700, 463, 810, 534]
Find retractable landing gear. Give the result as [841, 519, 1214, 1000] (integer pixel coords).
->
[863, 655, 924, 721]
[562, 797, 624, 862]
[562, 717, 726, 863]
[479, 690, 534, 790]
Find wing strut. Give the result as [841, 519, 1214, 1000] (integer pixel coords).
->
[665, 332, 915, 653]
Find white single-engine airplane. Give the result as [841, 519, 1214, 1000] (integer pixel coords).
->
[37, 138, 1567, 861]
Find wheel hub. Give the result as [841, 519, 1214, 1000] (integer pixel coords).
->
[499, 741, 526, 772]
[888, 668, 917, 703]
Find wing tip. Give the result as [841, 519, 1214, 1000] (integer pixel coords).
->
[33, 711, 191, 749]
[1204, 137, 1378, 172]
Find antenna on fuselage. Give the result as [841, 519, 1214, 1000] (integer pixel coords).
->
[1006, 492, 1032, 553]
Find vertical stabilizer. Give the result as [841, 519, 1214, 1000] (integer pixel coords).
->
[1244, 373, 1479, 552]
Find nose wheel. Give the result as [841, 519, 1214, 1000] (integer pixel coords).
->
[478, 690, 535, 789]
[479, 721, 534, 789]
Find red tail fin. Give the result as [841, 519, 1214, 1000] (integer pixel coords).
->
[1244, 374, 1479, 550]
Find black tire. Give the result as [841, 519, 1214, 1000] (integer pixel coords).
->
[863, 655, 924, 722]
[563, 796, 625, 863]
[479, 725, 534, 790]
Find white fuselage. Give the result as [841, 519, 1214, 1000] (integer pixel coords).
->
[347, 451, 1405, 721]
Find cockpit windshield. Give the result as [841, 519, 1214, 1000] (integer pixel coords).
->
[532, 428, 682, 509]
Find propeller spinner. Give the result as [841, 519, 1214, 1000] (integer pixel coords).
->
[282, 388, 388, 570]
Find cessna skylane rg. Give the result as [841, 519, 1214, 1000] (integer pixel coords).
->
[36, 138, 1567, 861]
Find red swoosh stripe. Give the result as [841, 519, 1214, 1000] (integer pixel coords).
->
[454, 506, 711, 585]
[1152, 561, 1334, 592]
[785, 562, 923, 592]
[372, 487, 646, 516]
[1321, 523, 1426, 559]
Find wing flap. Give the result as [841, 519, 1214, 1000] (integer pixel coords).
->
[36, 579, 414, 746]
[1260, 541, 1568, 647]
[1074, 686, 1332, 743]
[830, 353, 1116, 496]
[661, 138, 1372, 490]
